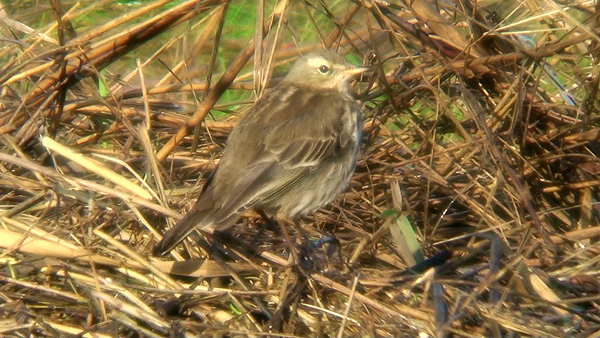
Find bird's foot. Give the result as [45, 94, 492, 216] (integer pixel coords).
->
[299, 235, 340, 271]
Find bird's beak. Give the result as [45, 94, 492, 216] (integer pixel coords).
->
[343, 66, 370, 76]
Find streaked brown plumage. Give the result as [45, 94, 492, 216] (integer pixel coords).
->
[153, 50, 367, 256]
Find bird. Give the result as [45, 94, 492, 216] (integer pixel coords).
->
[153, 50, 368, 257]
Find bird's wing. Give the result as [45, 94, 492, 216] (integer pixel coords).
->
[263, 121, 339, 169]
[214, 114, 342, 219]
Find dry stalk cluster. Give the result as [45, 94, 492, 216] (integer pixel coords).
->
[0, 0, 599, 337]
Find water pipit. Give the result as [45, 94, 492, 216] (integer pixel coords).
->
[154, 50, 368, 256]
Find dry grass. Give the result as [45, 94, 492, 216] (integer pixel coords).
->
[1, 0, 600, 337]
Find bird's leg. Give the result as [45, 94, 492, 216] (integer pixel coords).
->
[254, 211, 334, 270]
[276, 218, 301, 266]
[291, 220, 311, 243]
[255, 210, 300, 265]
[292, 220, 324, 271]
[255, 209, 279, 232]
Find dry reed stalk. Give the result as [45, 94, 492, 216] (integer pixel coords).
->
[0, 0, 599, 336]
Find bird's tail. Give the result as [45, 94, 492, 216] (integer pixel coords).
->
[152, 198, 214, 257]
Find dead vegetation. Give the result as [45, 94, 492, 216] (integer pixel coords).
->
[1, 0, 600, 336]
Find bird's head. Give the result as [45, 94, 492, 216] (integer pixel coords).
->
[282, 50, 369, 91]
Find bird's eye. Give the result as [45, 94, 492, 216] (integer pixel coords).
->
[318, 65, 330, 74]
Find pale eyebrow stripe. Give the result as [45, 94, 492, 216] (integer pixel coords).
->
[306, 57, 328, 68]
